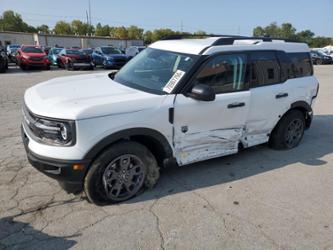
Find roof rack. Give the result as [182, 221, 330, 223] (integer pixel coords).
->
[161, 34, 299, 45]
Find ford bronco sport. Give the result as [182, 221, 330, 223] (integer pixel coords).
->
[22, 35, 319, 204]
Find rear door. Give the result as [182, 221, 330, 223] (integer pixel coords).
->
[173, 53, 250, 165]
[245, 51, 291, 146]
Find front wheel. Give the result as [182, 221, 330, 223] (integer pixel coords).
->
[84, 141, 160, 205]
[269, 110, 305, 150]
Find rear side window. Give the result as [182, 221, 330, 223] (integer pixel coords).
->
[249, 51, 281, 87]
[193, 53, 247, 94]
[288, 53, 313, 77]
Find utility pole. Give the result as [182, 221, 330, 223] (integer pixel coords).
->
[88, 0, 92, 35]
[180, 20, 183, 33]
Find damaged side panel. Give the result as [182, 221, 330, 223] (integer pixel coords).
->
[175, 128, 243, 165]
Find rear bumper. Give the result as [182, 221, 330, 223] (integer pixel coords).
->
[21, 125, 87, 193]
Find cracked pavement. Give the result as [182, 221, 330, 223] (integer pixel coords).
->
[1, 66, 333, 250]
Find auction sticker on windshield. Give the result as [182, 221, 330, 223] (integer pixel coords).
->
[163, 70, 186, 93]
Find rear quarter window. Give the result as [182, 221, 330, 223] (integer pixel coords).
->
[288, 52, 313, 77]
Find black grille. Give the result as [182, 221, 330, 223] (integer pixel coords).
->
[30, 57, 43, 62]
[113, 58, 127, 63]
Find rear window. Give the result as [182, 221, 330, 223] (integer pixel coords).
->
[288, 53, 313, 77]
[22, 47, 43, 53]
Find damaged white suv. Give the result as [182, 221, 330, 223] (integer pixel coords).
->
[22, 36, 319, 204]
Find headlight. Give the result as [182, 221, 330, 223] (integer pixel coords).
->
[33, 118, 75, 146]
[23, 106, 75, 146]
[23, 55, 30, 59]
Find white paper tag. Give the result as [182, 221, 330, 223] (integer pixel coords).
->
[163, 70, 186, 93]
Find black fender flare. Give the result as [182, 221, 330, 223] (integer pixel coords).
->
[83, 127, 173, 162]
[289, 101, 313, 128]
[290, 101, 312, 113]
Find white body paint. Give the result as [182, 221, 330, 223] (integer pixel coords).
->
[23, 37, 319, 166]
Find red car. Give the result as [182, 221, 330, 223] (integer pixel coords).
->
[16, 45, 50, 70]
[57, 49, 94, 70]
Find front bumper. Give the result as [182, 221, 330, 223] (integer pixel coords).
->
[103, 60, 126, 69]
[21, 125, 87, 193]
[72, 62, 93, 68]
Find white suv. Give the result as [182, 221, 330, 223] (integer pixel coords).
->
[22, 36, 319, 204]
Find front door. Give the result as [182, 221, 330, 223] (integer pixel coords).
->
[173, 53, 250, 165]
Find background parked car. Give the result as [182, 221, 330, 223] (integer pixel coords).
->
[125, 46, 146, 59]
[57, 48, 94, 70]
[0, 46, 9, 73]
[6, 44, 20, 63]
[42, 46, 52, 55]
[310, 50, 332, 65]
[80, 48, 94, 56]
[48, 47, 63, 66]
[16, 45, 50, 70]
[92, 46, 128, 69]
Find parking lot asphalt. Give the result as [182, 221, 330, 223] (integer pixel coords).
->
[0, 65, 333, 250]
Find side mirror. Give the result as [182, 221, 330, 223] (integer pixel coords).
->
[188, 84, 215, 102]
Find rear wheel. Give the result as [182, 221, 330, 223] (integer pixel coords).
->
[84, 141, 160, 205]
[269, 110, 305, 150]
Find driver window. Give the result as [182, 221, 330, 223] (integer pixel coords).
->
[193, 54, 248, 94]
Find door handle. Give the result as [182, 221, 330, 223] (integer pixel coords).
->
[276, 93, 288, 99]
[227, 102, 245, 109]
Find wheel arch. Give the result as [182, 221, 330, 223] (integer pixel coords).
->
[271, 101, 312, 136]
[84, 128, 174, 168]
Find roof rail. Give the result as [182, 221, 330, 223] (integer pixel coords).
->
[161, 34, 247, 40]
[161, 34, 299, 45]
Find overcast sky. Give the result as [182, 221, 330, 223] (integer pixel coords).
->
[1, 0, 332, 36]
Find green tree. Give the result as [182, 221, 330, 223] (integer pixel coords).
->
[253, 26, 265, 36]
[114, 26, 128, 39]
[144, 30, 153, 44]
[36, 24, 50, 34]
[53, 21, 73, 35]
[127, 25, 144, 40]
[71, 20, 89, 35]
[280, 23, 296, 39]
[0, 10, 34, 32]
[95, 23, 111, 36]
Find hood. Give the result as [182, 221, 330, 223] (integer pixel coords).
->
[24, 73, 166, 120]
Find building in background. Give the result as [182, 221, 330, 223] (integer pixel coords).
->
[0, 31, 144, 49]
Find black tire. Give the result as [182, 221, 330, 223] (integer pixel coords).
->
[317, 59, 323, 65]
[20, 64, 26, 70]
[0, 61, 5, 73]
[45, 65, 51, 70]
[84, 141, 160, 205]
[66, 62, 73, 71]
[269, 110, 305, 150]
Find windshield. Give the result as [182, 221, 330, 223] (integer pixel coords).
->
[318, 51, 327, 56]
[66, 50, 83, 55]
[22, 47, 43, 53]
[114, 48, 199, 94]
[101, 47, 122, 54]
[53, 48, 62, 54]
[10, 45, 20, 49]
[82, 49, 93, 54]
